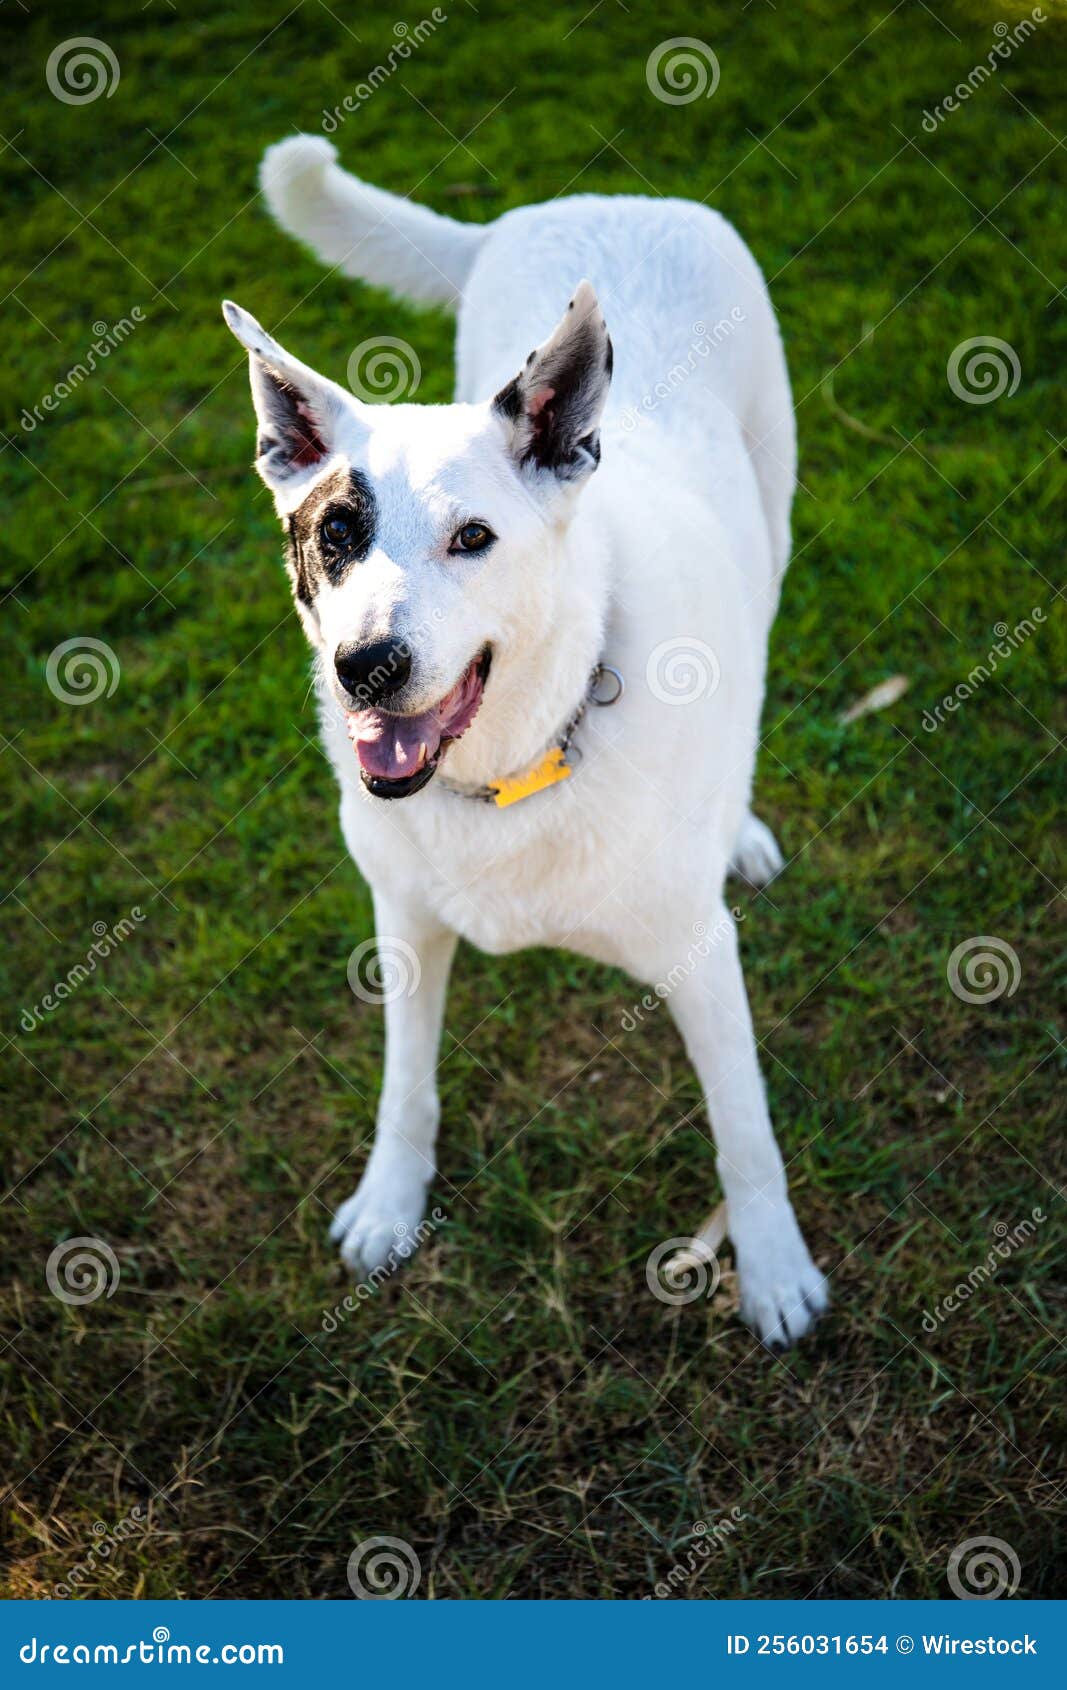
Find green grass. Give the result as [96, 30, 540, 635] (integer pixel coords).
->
[2, 0, 1064, 1600]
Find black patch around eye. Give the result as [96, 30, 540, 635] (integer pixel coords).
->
[287, 466, 378, 601]
[321, 511, 355, 549]
[285, 514, 314, 608]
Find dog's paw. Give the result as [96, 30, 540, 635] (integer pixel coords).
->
[732, 1202, 828, 1349]
[730, 812, 785, 888]
[329, 1150, 430, 1280]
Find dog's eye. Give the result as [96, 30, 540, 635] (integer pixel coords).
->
[451, 521, 494, 554]
[321, 512, 353, 548]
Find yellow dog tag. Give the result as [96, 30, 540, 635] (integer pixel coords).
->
[490, 745, 572, 808]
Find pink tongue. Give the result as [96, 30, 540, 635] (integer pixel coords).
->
[346, 707, 443, 780]
[343, 656, 487, 782]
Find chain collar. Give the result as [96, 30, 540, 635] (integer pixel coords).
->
[438, 662, 624, 806]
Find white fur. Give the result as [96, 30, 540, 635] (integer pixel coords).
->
[260, 134, 484, 307]
[231, 136, 826, 1348]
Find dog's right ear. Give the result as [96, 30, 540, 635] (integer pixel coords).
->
[492, 279, 612, 488]
[222, 300, 356, 503]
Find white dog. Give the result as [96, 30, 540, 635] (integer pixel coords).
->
[222, 135, 828, 1347]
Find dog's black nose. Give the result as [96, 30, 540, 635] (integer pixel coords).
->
[335, 638, 413, 707]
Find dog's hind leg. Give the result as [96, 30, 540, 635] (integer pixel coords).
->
[658, 901, 827, 1348]
[729, 810, 785, 887]
[331, 894, 457, 1277]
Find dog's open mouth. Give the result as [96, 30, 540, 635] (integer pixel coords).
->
[344, 647, 491, 799]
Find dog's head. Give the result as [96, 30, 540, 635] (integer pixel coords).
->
[222, 284, 612, 798]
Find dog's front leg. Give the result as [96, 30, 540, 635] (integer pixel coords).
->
[331, 894, 457, 1277]
[664, 903, 828, 1348]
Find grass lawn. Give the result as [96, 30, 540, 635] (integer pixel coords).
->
[2, 0, 1064, 1600]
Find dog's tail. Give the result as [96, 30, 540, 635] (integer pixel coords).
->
[260, 136, 487, 311]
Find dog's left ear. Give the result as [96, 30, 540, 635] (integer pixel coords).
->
[492, 279, 612, 485]
[221, 299, 359, 505]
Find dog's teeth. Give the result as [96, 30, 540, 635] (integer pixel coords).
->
[416, 741, 428, 770]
